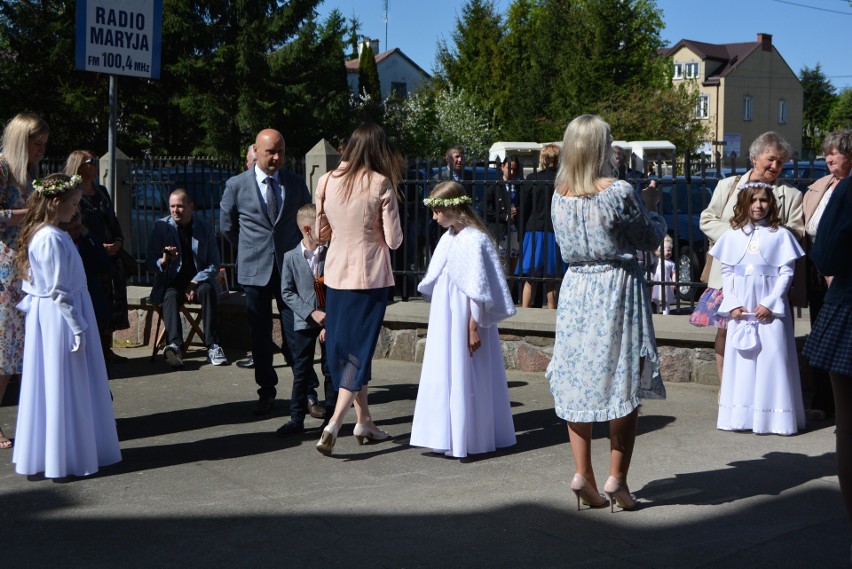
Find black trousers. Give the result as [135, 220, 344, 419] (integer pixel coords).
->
[289, 326, 336, 424]
[243, 265, 295, 399]
[162, 281, 219, 347]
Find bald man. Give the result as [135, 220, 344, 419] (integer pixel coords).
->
[221, 129, 312, 415]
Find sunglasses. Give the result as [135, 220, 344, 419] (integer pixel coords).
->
[83, 158, 98, 165]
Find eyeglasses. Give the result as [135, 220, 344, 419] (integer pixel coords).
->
[83, 158, 97, 165]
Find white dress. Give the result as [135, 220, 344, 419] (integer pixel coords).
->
[410, 226, 517, 458]
[12, 225, 121, 477]
[712, 222, 806, 435]
[651, 258, 676, 313]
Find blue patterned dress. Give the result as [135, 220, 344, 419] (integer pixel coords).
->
[546, 180, 667, 422]
[0, 157, 29, 375]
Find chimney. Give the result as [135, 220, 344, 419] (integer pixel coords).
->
[757, 33, 772, 51]
[358, 38, 381, 57]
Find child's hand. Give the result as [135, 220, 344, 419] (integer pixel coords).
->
[754, 304, 772, 322]
[311, 310, 326, 327]
[730, 307, 744, 320]
[71, 333, 86, 353]
[319, 328, 326, 343]
[468, 316, 481, 357]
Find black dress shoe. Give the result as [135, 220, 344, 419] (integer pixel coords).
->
[276, 421, 305, 437]
[252, 396, 275, 416]
[308, 401, 326, 419]
[236, 356, 255, 369]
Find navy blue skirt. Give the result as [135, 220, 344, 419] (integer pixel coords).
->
[803, 302, 852, 376]
[515, 231, 566, 276]
[325, 286, 390, 391]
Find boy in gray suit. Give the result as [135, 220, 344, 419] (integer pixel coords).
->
[275, 204, 336, 436]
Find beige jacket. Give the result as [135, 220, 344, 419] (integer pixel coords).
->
[803, 174, 835, 229]
[699, 170, 804, 291]
[316, 164, 403, 290]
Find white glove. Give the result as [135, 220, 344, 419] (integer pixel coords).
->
[71, 333, 86, 353]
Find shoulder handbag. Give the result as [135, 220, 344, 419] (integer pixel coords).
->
[699, 176, 740, 284]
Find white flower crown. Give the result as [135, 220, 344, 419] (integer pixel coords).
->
[737, 180, 775, 192]
[33, 174, 82, 196]
[423, 195, 472, 208]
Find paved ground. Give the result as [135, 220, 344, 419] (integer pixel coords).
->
[0, 347, 848, 568]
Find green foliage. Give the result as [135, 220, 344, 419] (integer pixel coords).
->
[0, 0, 351, 158]
[436, 0, 696, 151]
[380, 85, 496, 159]
[828, 88, 852, 131]
[358, 43, 381, 101]
[435, 0, 504, 112]
[600, 83, 708, 166]
[800, 64, 837, 154]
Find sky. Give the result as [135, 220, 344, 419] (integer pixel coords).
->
[316, 0, 851, 92]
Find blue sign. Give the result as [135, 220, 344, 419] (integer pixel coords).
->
[75, 0, 162, 79]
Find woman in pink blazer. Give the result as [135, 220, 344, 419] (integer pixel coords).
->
[314, 122, 404, 455]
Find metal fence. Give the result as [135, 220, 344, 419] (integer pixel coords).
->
[96, 154, 827, 312]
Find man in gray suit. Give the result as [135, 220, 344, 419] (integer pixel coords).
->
[221, 129, 312, 415]
[147, 189, 227, 368]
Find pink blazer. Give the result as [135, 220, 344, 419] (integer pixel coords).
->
[316, 164, 403, 290]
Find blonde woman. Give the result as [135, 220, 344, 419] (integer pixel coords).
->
[547, 115, 666, 511]
[0, 113, 49, 449]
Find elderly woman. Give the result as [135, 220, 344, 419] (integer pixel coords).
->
[0, 113, 49, 449]
[65, 150, 130, 362]
[547, 115, 666, 511]
[691, 132, 805, 382]
[802, 130, 852, 420]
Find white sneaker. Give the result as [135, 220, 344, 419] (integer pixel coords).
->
[207, 344, 227, 366]
[163, 343, 183, 367]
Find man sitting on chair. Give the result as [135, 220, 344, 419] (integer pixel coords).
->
[146, 188, 228, 367]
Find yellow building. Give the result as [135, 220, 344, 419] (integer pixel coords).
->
[662, 33, 803, 160]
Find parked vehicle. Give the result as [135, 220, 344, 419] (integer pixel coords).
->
[656, 175, 719, 301]
[780, 160, 828, 191]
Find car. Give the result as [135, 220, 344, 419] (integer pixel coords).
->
[779, 160, 828, 191]
[656, 175, 719, 301]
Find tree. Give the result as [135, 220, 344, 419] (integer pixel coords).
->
[800, 64, 836, 156]
[435, 0, 504, 113]
[828, 88, 852, 131]
[600, 83, 708, 162]
[345, 14, 362, 60]
[358, 43, 381, 101]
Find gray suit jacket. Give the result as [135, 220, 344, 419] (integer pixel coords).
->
[280, 244, 325, 331]
[145, 215, 221, 304]
[220, 168, 311, 287]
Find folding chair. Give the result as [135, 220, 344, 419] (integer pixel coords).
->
[148, 302, 206, 362]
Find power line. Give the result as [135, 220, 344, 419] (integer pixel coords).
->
[770, 0, 852, 15]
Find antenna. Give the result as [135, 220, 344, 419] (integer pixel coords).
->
[383, 0, 388, 50]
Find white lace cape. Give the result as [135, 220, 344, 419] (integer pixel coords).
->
[418, 227, 516, 328]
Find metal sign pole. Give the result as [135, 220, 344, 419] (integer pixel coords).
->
[108, 74, 117, 202]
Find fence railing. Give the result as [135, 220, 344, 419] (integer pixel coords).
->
[103, 154, 826, 313]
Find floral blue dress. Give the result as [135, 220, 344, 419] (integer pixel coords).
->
[546, 180, 667, 422]
[0, 157, 29, 375]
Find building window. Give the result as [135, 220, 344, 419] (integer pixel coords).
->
[695, 94, 710, 119]
[778, 99, 787, 124]
[390, 82, 408, 98]
[743, 95, 753, 121]
[673, 63, 683, 80]
[684, 62, 699, 79]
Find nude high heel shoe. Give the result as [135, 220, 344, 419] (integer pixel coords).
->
[570, 474, 608, 511]
[603, 476, 637, 512]
[316, 422, 339, 456]
[353, 423, 390, 445]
